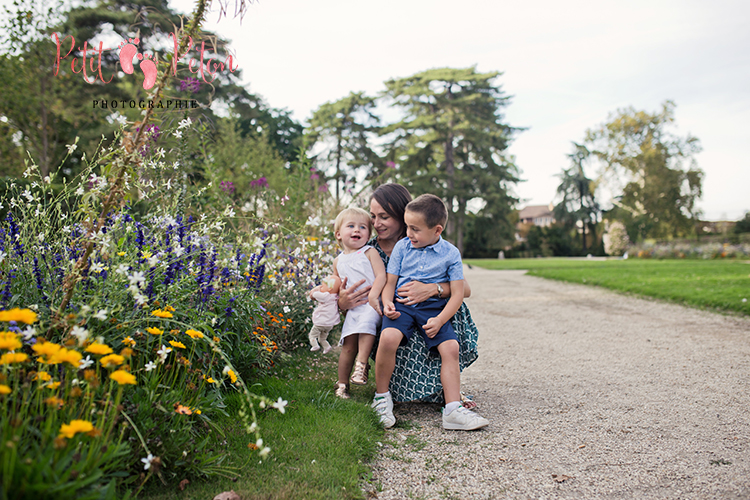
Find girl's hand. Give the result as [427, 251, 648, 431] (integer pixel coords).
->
[368, 295, 382, 316]
[395, 281, 437, 305]
[337, 277, 370, 311]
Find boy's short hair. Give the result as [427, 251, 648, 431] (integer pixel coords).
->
[405, 194, 448, 228]
[333, 207, 372, 241]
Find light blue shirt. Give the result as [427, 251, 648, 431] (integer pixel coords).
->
[387, 236, 464, 299]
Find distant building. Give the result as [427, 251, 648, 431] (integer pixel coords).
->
[517, 204, 555, 227]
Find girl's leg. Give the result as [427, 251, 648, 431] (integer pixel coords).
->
[357, 334, 376, 364]
[337, 334, 359, 385]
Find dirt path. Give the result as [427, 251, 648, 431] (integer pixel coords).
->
[367, 267, 750, 499]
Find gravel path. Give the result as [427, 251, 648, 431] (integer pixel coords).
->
[366, 267, 750, 499]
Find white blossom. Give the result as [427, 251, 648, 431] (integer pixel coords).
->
[71, 326, 89, 346]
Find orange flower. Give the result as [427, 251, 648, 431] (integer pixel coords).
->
[110, 370, 136, 385]
[0, 384, 11, 395]
[146, 327, 164, 336]
[32, 341, 62, 361]
[0, 352, 28, 364]
[0, 331, 21, 351]
[45, 396, 64, 408]
[100, 354, 125, 368]
[174, 403, 193, 415]
[151, 309, 173, 319]
[185, 329, 204, 339]
[59, 419, 94, 439]
[168, 340, 186, 350]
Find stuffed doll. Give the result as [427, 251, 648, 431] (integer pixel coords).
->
[308, 275, 341, 353]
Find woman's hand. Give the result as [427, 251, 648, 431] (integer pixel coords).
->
[395, 281, 438, 305]
[337, 277, 371, 311]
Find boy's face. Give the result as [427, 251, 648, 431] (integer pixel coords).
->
[336, 216, 370, 250]
[404, 210, 442, 248]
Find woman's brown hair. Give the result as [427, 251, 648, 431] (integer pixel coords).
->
[370, 183, 412, 239]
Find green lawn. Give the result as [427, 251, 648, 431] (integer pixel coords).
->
[465, 258, 750, 316]
[140, 351, 383, 500]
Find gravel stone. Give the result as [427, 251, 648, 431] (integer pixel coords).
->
[365, 268, 750, 499]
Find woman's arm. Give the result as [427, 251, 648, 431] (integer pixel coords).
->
[395, 277, 472, 304]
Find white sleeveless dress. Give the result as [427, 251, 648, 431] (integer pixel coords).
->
[337, 245, 382, 343]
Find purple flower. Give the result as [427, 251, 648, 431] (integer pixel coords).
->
[318, 184, 328, 192]
[386, 161, 396, 169]
[250, 177, 268, 188]
[310, 173, 320, 181]
[179, 78, 201, 93]
[221, 181, 235, 194]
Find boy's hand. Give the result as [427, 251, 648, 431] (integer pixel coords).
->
[383, 301, 400, 320]
[422, 316, 445, 338]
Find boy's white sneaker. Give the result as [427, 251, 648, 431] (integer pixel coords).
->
[442, 405, 489, 431]
[371, 394, 395, 428]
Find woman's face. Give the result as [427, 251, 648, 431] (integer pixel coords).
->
[370, 198, 403, 243]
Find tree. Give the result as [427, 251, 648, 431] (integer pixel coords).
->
[381, 67, 520, 254]
[306, 92, 381, 203]
[584, 101, 703, 241]
[554, 143, 600, 253]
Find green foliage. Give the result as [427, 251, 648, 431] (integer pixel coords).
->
[381, 66, 520, 254]
[734, 212, 750, 234]
[554, 143, 600, 253]
[585, 101, 703, 241]
[467, 258, 750, 316]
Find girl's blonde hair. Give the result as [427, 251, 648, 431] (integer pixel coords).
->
[333, 207, 372, 245]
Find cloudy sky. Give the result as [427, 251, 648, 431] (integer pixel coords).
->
[180, 1, 747, 219]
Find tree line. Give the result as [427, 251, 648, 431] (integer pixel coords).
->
[1, 0, 712, 258]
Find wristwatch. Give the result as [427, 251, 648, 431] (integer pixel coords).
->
[436, 283, 444, 299]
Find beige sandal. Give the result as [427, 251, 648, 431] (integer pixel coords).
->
[334, 383, 350, 399]
[350, 360, 369, 385]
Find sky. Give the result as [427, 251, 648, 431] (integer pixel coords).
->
[19, 0, 745, 220]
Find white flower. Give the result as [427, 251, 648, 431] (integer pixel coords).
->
[157, 345, 172, 363]
[147, 255, 159, 267]
[79, 355, 94, 370]
[248, 422, 257, 432]
[222, 365, 232, 376]
[70, 326, 89, 346]
[21, 326, 36, 341]
[141, 453, 155, 470]
[259, 447, 271, 458]
[90, 262, 105, 273]
[305, 216, 321, 227]
[178, 117, 192, 130]
[94, 309, 108, 321]
[283, 306, 291, 314]
[223, 206, 236, 218]
[172, 130, 183, 139]
[145, 361, 157, 372]
[272, 397, 288, 414]
[22, 189, 34, 202]
[75, 186, 85, 196]
[66, 143, 78, 154]
[127, 271, 146, 287]
[115, 264, 129, 275]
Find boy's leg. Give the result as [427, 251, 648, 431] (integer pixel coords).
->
[437, 338, 489, 431]
[372, 327, 403, 428]
[436, 339, 461, 404]
[374, 328, 403, 394]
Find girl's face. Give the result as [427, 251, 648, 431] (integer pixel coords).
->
[336, 216, 370, 252]
[370, 198, 403, 244]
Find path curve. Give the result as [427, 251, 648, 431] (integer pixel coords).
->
[367, 267, 750, 499]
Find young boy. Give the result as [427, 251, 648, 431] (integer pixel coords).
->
[373, 194, 489, 431]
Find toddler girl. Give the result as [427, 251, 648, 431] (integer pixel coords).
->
[331, 207, 386, 398]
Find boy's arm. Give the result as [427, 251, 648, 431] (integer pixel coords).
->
[381, 273, 400, 320]
[423, 280, 464, 337]
[365, 248, 387, 314]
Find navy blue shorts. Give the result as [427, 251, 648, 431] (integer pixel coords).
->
[381, 299, 457, 351]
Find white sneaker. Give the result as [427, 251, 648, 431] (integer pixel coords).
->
[442, 405, 489, 431]
[371, 394, 395, 428]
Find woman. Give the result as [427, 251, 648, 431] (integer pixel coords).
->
[337, 183, 479, 404]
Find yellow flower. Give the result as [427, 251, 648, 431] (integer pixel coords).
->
[122, 337, 136, 347]
[0, 331, 21, 351]
[110, 370, 136, 385]
[223, 367, 238, 384]
[32, 341, 62, 360]
[203, 375, 215, 384]
[117, 252, 126, 256]
[151, 309, 173, 319]
[100, 354, 125, 368]
[45, 396, 64, 408]
[0, 352, 28, 364]
[52, 348, 82, 368]
[164, 306, 176, 312]
[185, 329, 204, 339]
[120, 347, 133, 358]
[34, 371, 52, 382]
[146, 327, 163, 336]
[59, 419, 94, 439]
[0, 308, 38, 324]
[168, 340, 186, 349]
[141, 251, 152, 259]
[47, 381, 61, 390]
[85, 342, 113, 355]
[0, 384, 11, 395]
